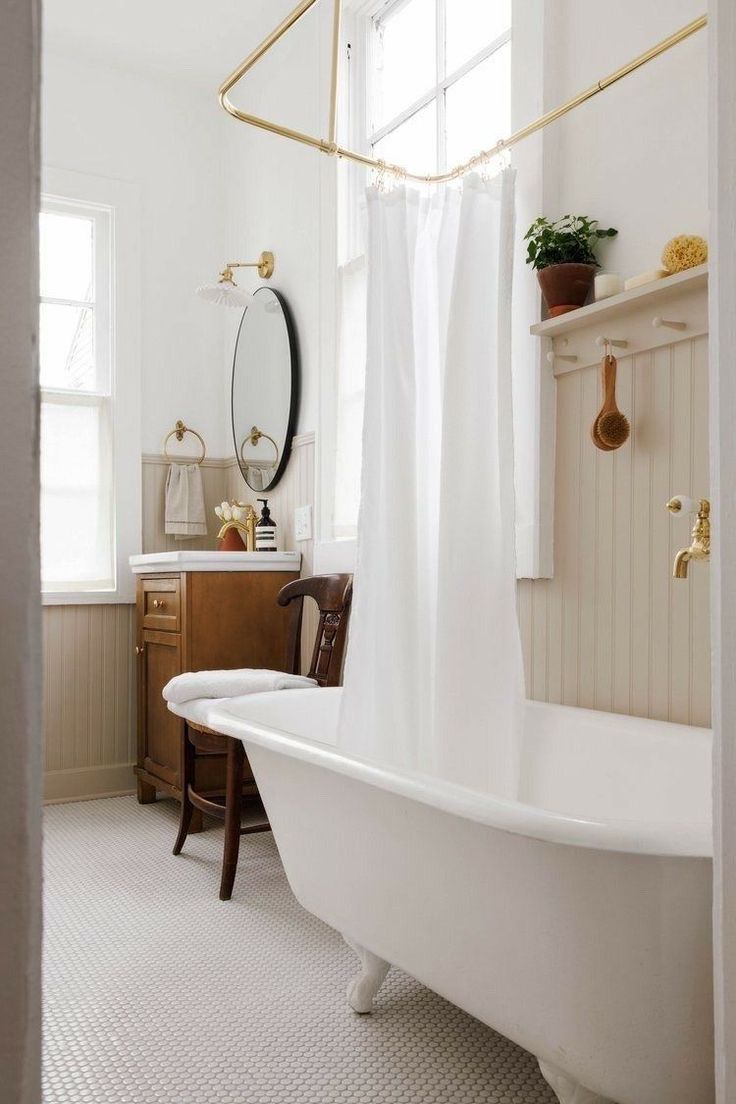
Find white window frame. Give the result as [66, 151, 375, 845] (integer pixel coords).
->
[41, 167, 141, 604]
[319, 0, 536, 576]
[367, 0, 511, 178]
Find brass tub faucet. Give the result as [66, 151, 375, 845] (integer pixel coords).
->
[666, 495, 710, 579]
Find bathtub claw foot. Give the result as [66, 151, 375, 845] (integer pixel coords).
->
[343, 937, 391, 1014]
[538, 1060, 615, 1104]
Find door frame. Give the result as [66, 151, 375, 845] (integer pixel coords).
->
[0, 0, 42, 1099]
[709, 1, 736, 1098]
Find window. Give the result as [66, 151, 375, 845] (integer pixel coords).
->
[369, 0, 511, 177]
[40, 199, 114, 592]
[323, 0, 512, 553]
[40, 170, 141, 602]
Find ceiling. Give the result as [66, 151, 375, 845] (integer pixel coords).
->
[42, 0, 293, 84]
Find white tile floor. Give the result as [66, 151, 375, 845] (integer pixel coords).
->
[43, 796, 556, 1104]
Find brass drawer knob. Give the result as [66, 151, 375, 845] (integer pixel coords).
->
[152, 598, 167, 610]
[135, 645, 144, 656]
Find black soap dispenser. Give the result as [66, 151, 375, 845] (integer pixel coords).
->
[256, 499, 277, 552]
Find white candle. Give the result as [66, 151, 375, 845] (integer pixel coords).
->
[595, 273, 623, 300]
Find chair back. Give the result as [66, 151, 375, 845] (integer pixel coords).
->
[277, 574, 353, 687]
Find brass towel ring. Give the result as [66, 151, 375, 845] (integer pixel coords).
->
[239, 425, 279, 468]
[163, 420, 207, 465]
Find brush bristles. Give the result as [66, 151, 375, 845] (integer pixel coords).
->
[597, 410, 630, 448]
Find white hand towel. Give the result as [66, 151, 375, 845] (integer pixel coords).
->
[244, 464, 269, 491]
[162, 668, 318, 705]
[165, 463, 207, 538]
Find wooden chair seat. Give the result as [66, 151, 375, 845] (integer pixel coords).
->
[172, 573, 352, 900]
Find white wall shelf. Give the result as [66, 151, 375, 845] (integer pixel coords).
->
[531, 264, 708, 375]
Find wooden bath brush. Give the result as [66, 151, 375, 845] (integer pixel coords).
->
[591, 353, 630, 450]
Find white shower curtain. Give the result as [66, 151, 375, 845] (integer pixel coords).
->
[338, 170, 525, 798]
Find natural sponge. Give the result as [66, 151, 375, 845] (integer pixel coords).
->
[661, 235, 708, 273]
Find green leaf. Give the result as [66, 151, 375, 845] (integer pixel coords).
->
[524, 213, 618, 269]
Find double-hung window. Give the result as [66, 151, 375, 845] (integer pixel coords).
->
[369, 0, 511, 177]
[325, 0, 512, 552]
[40, 171, 141, 602]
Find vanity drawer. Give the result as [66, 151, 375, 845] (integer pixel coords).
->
[141, 578, 181, 632]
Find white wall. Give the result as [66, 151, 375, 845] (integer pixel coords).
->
[541, 1, 707, 279]
[0, 0, 42, 1098]
[42, 50, 231, 456]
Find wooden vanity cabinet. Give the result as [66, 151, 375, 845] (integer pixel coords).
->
[134, 569, 299, 805]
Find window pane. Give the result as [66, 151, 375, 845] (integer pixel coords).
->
[40, 211, 94, 302]
[40, 402, 113, 587]
[445, 44, 511, 169]
[373, 101, 437, 175]
[40, 302, 96, 391]
[373, 0, 436, 130]
[446, 0, 511, 73]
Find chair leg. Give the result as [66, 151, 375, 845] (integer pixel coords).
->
[173, 727, 196, 856]
[219, 737, 245, 901]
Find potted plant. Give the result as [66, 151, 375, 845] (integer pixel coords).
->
[524, 215, 618, 316]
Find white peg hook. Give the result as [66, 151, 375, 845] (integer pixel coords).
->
[652, 316, 687, 331]
[595, 335, 629, 350]
[547, 351, 578, 365]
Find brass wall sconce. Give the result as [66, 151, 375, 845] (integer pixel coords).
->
[197, 252, 275, 307]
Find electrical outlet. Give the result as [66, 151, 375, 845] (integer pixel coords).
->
[294, 505, 312, 542]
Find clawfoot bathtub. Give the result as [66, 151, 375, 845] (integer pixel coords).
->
[210, 688, 713, 1104]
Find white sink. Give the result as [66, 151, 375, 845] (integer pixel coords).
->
[129, 551, 301, 573]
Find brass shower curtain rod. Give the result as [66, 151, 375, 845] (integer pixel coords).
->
[218, 1, 707, 185]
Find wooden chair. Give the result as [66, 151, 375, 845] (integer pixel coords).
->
[172, 573, 353, 900]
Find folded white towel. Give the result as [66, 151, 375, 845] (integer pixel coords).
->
[162, 668, 318, 705]
[165, 463, 207, 539]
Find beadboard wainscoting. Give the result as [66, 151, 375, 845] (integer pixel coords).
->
[43, 434, 316, 802]
[43, 604, 137, 801]
[518, 335, 710, 726]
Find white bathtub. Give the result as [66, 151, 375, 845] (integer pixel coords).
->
[210, 689, 714, 1104]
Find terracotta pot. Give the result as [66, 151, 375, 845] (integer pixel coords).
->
[218, 526, 246, 551]
[537, 262, 596, 317]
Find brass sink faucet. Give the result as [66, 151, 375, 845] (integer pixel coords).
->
[666, 495, 711, 579]
[243, 503, 258, 551]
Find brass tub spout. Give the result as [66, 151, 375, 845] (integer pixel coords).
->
[673, 548, 692, 579]
[666, 496, 710, 580]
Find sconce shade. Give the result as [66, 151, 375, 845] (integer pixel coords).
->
[196, 281, 252, 308]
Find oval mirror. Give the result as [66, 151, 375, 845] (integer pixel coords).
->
[231, 287, 299, 493]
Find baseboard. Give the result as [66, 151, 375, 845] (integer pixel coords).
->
[44, 763, 136, 804]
